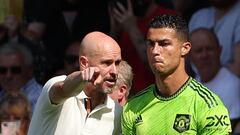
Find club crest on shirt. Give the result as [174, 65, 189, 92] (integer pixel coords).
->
[173, 114, 191, 133]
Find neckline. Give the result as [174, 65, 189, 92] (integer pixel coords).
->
[154, 77, 192, 101]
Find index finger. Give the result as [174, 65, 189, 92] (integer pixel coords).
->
[127, 0, 133, 11]
[89, 67, 103, 86]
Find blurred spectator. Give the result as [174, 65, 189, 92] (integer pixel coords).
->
[189, 0, 240, 67]
[109, 0, 175, 93]
[22, 21, 46, 44]
[229, 42, 240, 78]
[55, 40, 80, 75]
[3, 15, 20, 43]
[190, 28, 240, 132]
[0, 92, 31, 135]
[166, 0, 210, 78]
[18, 21, 53, 85]
[0, 0, 24, 23]
[0, 20, 53, 85]
[0, 24, 8, 45]
[24, 0, 110, 72]
[171, 0, 210, 23]
[234, 123, 240, 134]
[108, 60, 133, 106]
[1, 16, 52, 84]
[0, 44, 42, 111]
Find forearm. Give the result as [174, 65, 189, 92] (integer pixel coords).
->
[110, 3, 147, 63]
[126, 24, 148, 64]
[62, 71, 85, 96]
[49, 71, 85, 104]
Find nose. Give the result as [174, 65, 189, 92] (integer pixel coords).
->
[151, 43, 161, 54]
[200, 49, 208, 59]
[110, 64, 117, 75]
[108, 64, 118, 79]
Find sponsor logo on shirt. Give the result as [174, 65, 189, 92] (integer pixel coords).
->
[206, 115, 230, 127]
[173, 114, 191, 133]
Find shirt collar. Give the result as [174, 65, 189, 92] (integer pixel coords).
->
[76, 91, 115, 109]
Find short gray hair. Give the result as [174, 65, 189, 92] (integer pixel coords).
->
[0, 43, 33, 67]
[116, 60, 133, 91]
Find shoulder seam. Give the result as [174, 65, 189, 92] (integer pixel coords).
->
[128, 84, 154, 101]
[190, 79, 218, 108]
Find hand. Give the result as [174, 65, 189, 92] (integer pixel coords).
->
[110, 0, 137, 31]
[63, 67, 103, 95]
[80, 67, 102, 86]
[50, 67, 104, 104]
[108, 2, 123, 37]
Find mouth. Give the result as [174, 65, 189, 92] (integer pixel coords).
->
[104, 78, 116, 87]
[202, 60, 211, 64]
[152, 59, 163, 64]
[152, 57, 163, 63]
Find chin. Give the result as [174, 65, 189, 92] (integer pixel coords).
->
[103, 87, 113, 94]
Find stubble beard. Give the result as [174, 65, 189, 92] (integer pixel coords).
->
[103, 87, 113, 94]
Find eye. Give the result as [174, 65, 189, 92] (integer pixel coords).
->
[115, 60, 121, 66]
[206, 46, 215, 52]
[102, 60, 113, 66]
[194, 48, 202, 54]
[145, 40, 155, 47]
[157, 40, 170, 47]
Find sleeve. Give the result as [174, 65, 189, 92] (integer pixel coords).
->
[121, 105, 136, 135]
[233, 14, 240, 44]
[36, 75, 67, 111]
[198, 99, 232, 135]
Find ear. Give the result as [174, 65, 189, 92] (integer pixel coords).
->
[79, 56, 88, 69]
[118, 85, 127, 98]
[181, 42, 191, 56]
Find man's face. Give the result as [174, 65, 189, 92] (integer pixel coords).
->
[88, 45, 122, 94]
[146, 28, 183, 76]
[108, 84, 120, 101]
[0, 53, 27, 91]
[190, 31, 221, 73]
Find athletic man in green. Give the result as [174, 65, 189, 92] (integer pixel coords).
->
[122, 14, 232, 134]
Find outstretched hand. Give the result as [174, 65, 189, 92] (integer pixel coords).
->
[50, 67, 104, 104]
[109, 0, 136, 31]
[80, 67, 102, 86]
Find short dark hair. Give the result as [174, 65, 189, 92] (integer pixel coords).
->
[149, 14, 189, 42]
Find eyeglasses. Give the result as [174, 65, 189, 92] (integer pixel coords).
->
[0, 66, 22, 75]
[65, 55, 78, 64]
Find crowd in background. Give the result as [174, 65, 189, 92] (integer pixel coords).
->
[0, 0, 240, 134]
